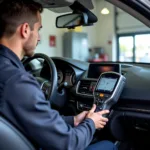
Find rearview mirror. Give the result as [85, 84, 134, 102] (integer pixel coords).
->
[56, 13, 84, 28]
[56, 1, 98, 29]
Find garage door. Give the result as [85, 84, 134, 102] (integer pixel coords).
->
[116, 8, 150, 34]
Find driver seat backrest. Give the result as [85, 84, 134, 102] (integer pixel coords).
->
[0, 116, 36, 150]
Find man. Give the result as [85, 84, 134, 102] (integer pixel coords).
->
[0, 0, 117, 150]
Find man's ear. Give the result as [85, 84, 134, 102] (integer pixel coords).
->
[20, 23, 31, 39]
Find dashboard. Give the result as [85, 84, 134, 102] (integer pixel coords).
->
[26, 57, 150, 104]
[24, 57, 150, 141]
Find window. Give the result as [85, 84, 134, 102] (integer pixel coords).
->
[118, 33, 150, 63]
[135, 34, 150, 63]
[118, 36, 134, 62]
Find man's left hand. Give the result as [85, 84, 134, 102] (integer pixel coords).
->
[74, 111, 88, 126]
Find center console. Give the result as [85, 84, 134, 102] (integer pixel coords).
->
[76, 63, 124, 111]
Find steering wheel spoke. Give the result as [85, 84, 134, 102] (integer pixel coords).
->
[35, 77, 51, 99]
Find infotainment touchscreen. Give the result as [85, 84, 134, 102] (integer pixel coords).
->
[96, 77, 118, 93]
[87, 64, 120, 79]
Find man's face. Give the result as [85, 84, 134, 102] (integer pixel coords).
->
[23, 12, 42, 57]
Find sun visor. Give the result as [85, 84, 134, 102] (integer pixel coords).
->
[34, 0, 75, 8]
[49, 7, 73, 13]
[77, 0, 94, 9]
[34, 0, 94, 13]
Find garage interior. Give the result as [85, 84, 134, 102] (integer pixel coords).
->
[35, 0, 150, 64]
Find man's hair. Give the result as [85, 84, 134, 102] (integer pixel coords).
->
[0, 0, 43, 38]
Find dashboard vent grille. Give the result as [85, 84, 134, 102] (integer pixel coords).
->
[78, 80, 94, 95]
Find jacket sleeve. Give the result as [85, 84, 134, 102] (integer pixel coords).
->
[61, 115, 74, 127]
[2, 72, 95, 150]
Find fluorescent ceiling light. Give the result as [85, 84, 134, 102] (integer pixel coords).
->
[101, 8, 110, 15]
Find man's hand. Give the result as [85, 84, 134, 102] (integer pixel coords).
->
[86, 104, 109, 129]
[74, 111, 88, 126]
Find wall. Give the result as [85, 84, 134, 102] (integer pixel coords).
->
[35, 0, 150, 61]
[82, 0, 98, 48]
[35, 9, 66, 57]
[35, 2, 99, 59]
[35, 1, 114, 60]
[94, 0, 116, 61]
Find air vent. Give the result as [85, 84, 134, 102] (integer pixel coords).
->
[77, 80, 96, 96]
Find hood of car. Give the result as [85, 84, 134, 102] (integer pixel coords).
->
[107, 0, 150, 27]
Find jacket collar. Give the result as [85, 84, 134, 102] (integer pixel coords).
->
[0, 44, 25, 69]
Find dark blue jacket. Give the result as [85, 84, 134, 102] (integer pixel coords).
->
[0, 44, 95, 150]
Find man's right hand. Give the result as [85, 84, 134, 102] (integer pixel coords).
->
[86, 104, 109, 129]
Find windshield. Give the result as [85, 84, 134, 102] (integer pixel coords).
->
[35, 0, 150, 64]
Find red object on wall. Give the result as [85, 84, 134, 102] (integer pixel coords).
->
[108, 40, 112, 45]
[49, 35, 56, 47]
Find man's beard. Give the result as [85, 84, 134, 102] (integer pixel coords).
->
[23, 34, 36, 57]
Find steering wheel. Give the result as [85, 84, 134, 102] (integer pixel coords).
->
[23, 53, 66, 109]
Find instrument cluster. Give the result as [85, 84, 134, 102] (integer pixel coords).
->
[57, 67, 76, 87]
